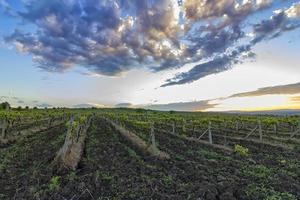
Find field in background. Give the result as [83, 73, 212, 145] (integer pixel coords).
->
[0, 108, 300, 200]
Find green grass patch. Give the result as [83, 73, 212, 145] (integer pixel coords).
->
[242, 164, 273, 180]
[48, 176, 60, 191]
[162, 175, 174, 186]
[234, 144, 249, 156]
[124, 146, 141, 160]
[246, 183, 297, 200]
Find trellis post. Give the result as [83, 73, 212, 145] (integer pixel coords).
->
[0, 119, 7, 139]
[172, 121, 175, 135]
[258, 120, 262, 141]
[182, 119, 186, 133]
[224, 131, 227, 146]
[48, 117, 53, 128]
[150, 123, 158, 154]
[273, 123, 277, 134]
[192, 122, 195, 136]
[290, 124, 294, 132]
[208, 121, 213, 144]
[236, 121, 239, 133]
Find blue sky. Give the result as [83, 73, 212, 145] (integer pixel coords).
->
[0, 0, 300, 111]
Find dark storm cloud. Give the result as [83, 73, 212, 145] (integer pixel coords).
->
[144, 100, 217, 111]
[228, 82, 300, 98]
[4, 0, 300, 84]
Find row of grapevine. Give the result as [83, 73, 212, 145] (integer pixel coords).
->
[0, 109, 74, 145]
[97, 109, 300, 148]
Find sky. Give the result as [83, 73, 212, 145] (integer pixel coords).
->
[0, 0, 300, 111]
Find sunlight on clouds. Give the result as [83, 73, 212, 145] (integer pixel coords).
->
[289, 95, 300, 108]
[290, 95, 300, 102]
[151, 61, 299, 105]
[209, 95, 300, 111]
[86, 103, 109, 108]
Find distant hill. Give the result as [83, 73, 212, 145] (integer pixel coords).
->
[72, 104, 94, 108]
[225, 109, 300, 116]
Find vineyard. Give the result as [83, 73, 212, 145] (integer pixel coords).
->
[0, 108, 300, 200]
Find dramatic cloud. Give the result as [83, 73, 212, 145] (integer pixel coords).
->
[229, 82, 300, 98]
[3, 0, 300, 85]
[5, 0, 184, 75]
[161, 45, 254, 86]
[251, 7, 300, 44]
[144, 100, 217, 111]
[161, 2, 300, 86]
[285, 2, 300, 18]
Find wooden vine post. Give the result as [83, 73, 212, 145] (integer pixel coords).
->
[182, 119, 186, 133]
[172, 121, 176, 135]
[235, 121, 239, 133]
[273, 123, 277, 134]
[290, 124, 294, 132]
[208, 121, 213, 144]
[48, 117, 53, 128]
[191, 121, 196, 136]
[150, 122, 158, 155]
[224, 130, 227, 146]
[0, 119, 8, 140]
[258, 120, 263, 141]
[290, 118, 300, 138]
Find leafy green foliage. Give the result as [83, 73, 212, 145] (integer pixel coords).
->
[48, 176, 60, 191]
[0, 102, 10, 110]
[242, 165, 273, 180]
[234, 144, 249, 156]
[162, 175, 174, 186]
[246, 183, 297, 200]
[124, 146, 140, 160]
